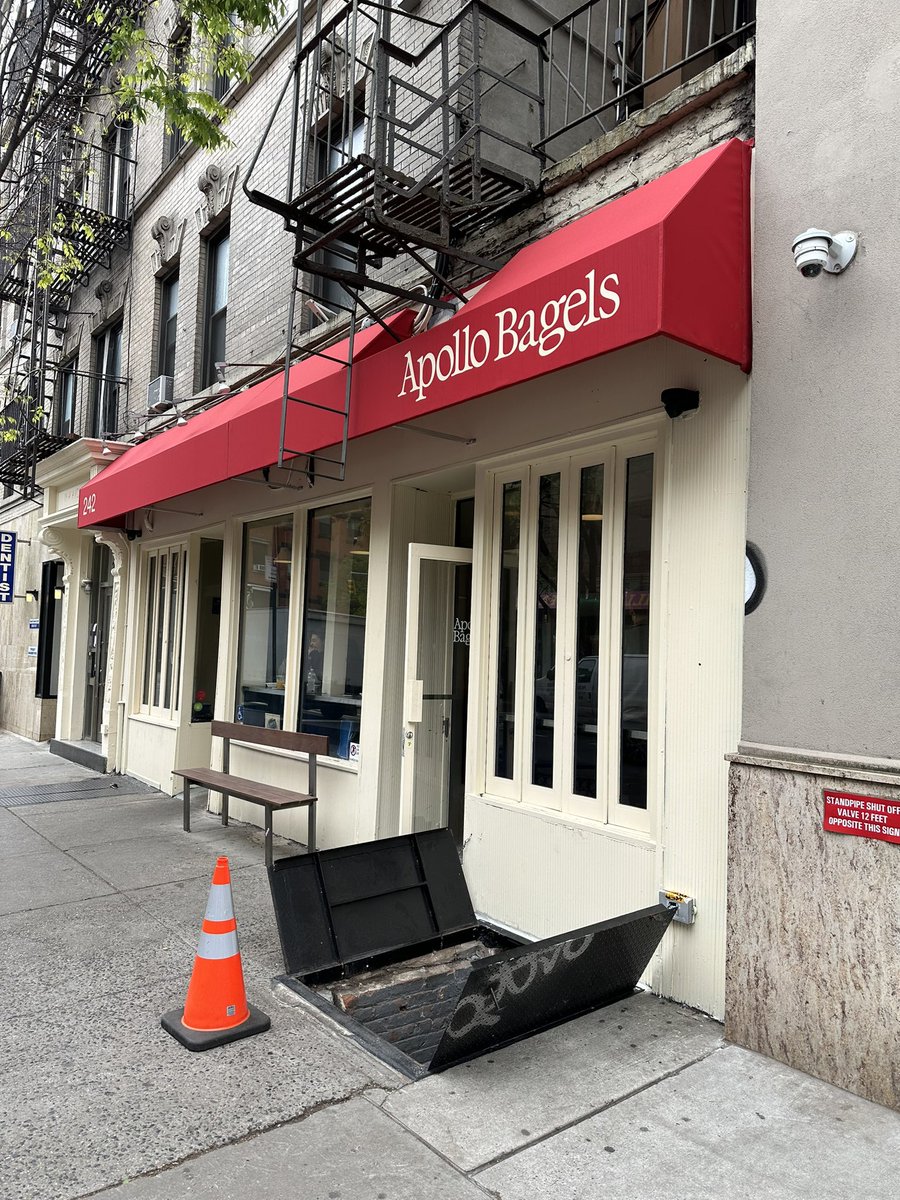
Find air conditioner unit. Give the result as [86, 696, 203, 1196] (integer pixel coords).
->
[147, 375, 174, 412]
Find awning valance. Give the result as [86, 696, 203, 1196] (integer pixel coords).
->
[79, 138, 750, 529]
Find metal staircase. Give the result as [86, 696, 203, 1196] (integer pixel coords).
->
[244, 0, 546, 479]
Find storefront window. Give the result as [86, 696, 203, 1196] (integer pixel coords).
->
[494, 481, 521, 779]
[297, 498, 370, 758]
[140, 545, 187, 720]
[235, 515, 293, 728]
[487, 442, 654, 827]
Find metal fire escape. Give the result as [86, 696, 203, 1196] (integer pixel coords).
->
[244, 0, 547, 480]
[0, 0, 141, 501]
[245, 0, 754, 483]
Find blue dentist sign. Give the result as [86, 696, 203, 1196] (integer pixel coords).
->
[0, 531, 16, 603]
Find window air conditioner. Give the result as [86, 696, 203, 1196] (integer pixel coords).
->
[147, 375, 174, 412]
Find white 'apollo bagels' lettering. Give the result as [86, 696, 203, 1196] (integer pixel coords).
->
[399, 268, 621, 403]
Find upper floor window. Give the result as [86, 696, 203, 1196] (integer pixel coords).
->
[56, 358, 78, 437]
[165, 23, 191, 165]
[211, 14, 237, 100]
[92, 321, 123, 439]
[157, 272, 179, 380]
[102, 120, 133, 219]
[201, 227, 229, 388]
[313, 113, 367, 315]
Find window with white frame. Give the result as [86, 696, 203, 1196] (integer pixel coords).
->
[140, 545, 187, 720]
[297, 497, 370, 759]
[486, 437, 657, 831]
[235, 513, 294, 728]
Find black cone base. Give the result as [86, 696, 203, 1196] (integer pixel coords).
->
[161, 1003, 271, 1051]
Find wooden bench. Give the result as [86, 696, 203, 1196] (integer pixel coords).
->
[173, 721, 328, 868]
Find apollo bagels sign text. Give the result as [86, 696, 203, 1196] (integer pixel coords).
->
[398, 267, 622, 404]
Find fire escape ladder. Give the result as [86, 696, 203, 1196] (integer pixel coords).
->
[244, 0, 546, 480]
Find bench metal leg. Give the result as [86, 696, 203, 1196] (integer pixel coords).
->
[307, 802, 316, 855]
[265, 808, 273, 870]
[183, 779, 191, 832]
[222, 791, 229, 826]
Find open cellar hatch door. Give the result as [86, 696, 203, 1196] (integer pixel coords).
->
[269, 829, 675, 1077]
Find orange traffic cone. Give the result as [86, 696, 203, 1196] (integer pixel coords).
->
[162, 856, 270, 1051]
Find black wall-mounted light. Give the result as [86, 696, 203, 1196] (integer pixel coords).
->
[661, 388, 700, 419]
[25, 589, 39, 603]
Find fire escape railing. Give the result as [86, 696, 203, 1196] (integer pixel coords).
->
[244, 0, 546, 481]
[541, 0, 755, 156]
[0, 0, 143, 502]
[0, 133, 135, 501]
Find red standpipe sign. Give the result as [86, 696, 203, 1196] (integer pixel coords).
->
[822, 789, 900, 846]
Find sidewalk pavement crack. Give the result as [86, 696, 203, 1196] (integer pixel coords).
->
[468, 1042, 725, 1176]
[372, 1099, 517, 1198]
[72, 1087, 399, 1200]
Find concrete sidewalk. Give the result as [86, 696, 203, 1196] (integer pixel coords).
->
[2, 733, 898, 1200]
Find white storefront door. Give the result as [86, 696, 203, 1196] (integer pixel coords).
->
[400, 544, 473, 836]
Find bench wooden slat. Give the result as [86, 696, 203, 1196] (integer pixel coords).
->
[173, 766, 314, 811]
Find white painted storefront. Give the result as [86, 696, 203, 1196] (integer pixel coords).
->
[106, 338, 747, 1019]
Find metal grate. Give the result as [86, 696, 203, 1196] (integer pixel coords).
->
[0, 777, 158, 807]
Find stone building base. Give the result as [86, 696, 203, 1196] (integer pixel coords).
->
[727, 745, 900, 1110]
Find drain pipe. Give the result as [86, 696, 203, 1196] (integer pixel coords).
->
[115, 699, 126, 774]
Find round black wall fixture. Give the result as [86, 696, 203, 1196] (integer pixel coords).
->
[744, 542, 765, 614]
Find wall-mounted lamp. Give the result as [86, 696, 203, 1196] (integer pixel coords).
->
[25, 589, 39, 603]
[53, 584, 65, 600]
[80, 579, 93, 594]
[661, 388, 700, 419]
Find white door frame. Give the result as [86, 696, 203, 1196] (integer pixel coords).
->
[400, 543, 473, 834]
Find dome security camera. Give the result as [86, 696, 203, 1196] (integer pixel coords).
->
[791, 229, 858, 278]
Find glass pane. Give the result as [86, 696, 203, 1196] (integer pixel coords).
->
[171, 549, 186, 713]
[532, 473, 560, 787]
[412, 558, 455, 831]
[298, 498, 370, 758]
[142, 556, 156, 705]
[494, 481, 521, 779]
[211, 232, 229, 312]
[163, 550, 181, 711]
[574, 463, 604, 797]
[209, 310, 227, 374]
[236, 515, 293, 729]
[619, 455, 653, 809]
[192, 540, 223, 722]
[153, 553, 168, 708]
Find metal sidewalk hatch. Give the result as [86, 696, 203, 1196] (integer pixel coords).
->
[269, 829, 675, 1076]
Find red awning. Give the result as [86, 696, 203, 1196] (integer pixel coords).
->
[79, 138, 750, 528]
[78, 313, 416, 528]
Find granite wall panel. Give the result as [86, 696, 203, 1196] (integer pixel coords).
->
[727, 758, 900, 1109]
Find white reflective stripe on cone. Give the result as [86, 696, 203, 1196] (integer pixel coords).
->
[196, 928, 240, 960]
[203, 882, 235, 923]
